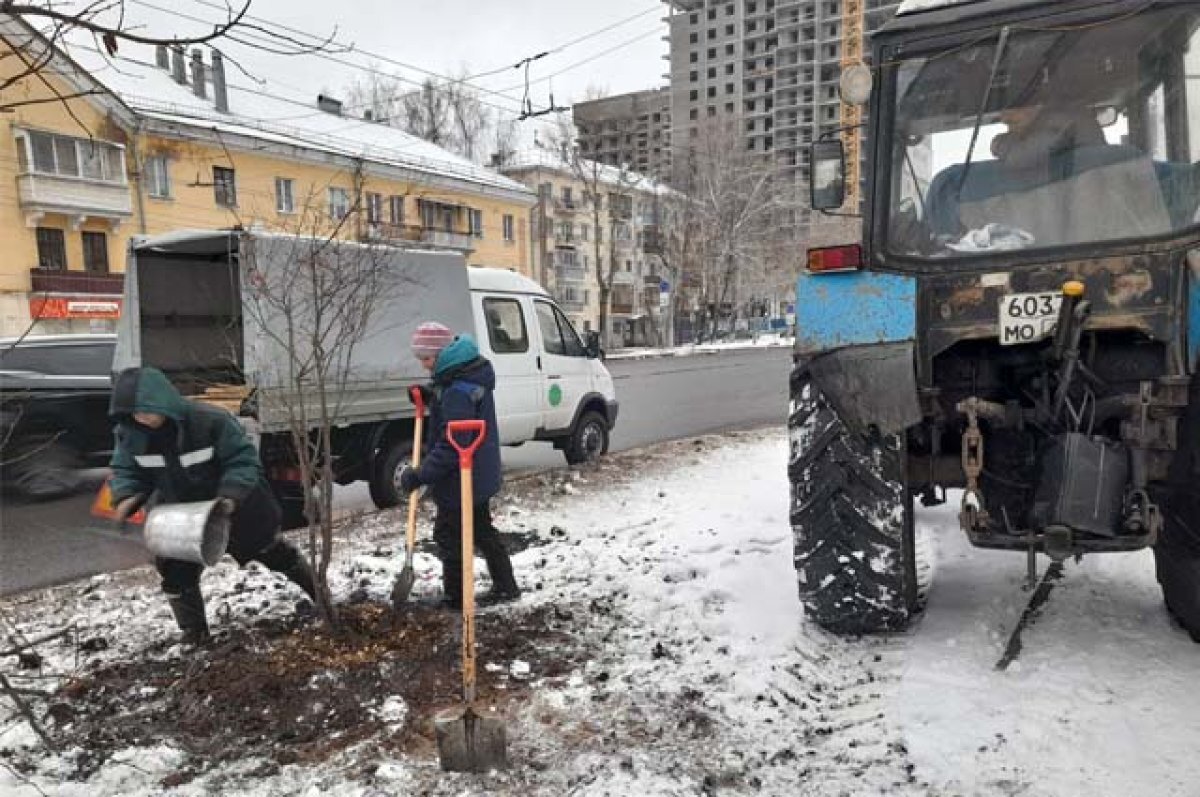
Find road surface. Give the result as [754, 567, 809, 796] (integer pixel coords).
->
[0, 347, 791, 595]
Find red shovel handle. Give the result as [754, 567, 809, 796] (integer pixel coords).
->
[407, 385, 426, 416]
[447, 420, 486, 468]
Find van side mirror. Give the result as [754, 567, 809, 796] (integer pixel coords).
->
[810, 140, 847, 210]
[585, 330, 605, 360]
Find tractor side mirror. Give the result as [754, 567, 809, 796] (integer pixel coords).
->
[810, 140, 847, 211]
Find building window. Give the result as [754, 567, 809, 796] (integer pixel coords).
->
[580, 224, 589, 242]
[145, 156, 171, 198]
[707, 67, 716, 79]
[213, 166, 236, 208]
[689, 52, 698, 63]
[35, 227, 66, 270]
[690, 70, 699, 83]
[468, 208, 484, 237]
[390, 195, 405, 225]
[689, 90, 698, 101]
[503, 213, 515, 242]
[367, 192, 383, 224]
[561, 186, 573, 205]
[328, 186, 350, 220]
[82, 231, 109, 274]
[275, 177, 295, 213]
[21, 131, 125, 184]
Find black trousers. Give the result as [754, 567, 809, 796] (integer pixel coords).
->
[433, 501, 517, 603]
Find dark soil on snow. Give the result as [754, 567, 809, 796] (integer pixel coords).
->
[50, 600, 592, 785]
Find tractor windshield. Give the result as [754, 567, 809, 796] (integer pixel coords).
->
[885, 6, 1200, 259]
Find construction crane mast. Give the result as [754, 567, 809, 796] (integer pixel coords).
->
[840, 0, 865, 212]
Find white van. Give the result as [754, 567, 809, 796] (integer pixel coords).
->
[115, 230, 619, 523]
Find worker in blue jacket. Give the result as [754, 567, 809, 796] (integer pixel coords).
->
[399, 322, 520, 609]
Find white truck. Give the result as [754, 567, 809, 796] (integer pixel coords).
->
[113, 230, 618, 525]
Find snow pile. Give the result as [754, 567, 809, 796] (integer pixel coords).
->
[609, 333, 794, 361]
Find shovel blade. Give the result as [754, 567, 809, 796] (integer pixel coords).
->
[434, 705, 507, 772]
[390, 564, 415, 610]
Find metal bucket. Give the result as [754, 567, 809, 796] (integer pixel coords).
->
[143, 499, 231, 566]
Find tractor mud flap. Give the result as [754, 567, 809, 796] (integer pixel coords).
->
[805, 342, 921, 436]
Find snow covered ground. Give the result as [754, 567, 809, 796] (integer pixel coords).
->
[2, 429, 1199, 796]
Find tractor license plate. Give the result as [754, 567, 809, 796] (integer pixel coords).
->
[998, 291, 1062, 346]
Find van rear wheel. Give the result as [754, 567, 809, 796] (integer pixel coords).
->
[563, 411, 609, 466]
[370, 437, 413, 509]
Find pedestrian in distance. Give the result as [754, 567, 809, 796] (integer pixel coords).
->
[397, 322, 521, 609]
[108, 366, 317, 645]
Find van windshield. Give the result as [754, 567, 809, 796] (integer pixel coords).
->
[885, 6, 1200, 259]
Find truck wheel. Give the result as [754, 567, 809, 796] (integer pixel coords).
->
[370, 437, 413, 510]
[563, 411, 609, 466]
[789, 364, 923, 635]
[1154, 369, 1200, 641]
[2, 435, 83, 500]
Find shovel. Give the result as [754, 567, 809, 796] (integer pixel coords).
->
[391, 385, 426, 610]
[435, 419, 508, 772]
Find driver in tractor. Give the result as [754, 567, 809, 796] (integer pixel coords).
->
[924, 102, 1172, 252]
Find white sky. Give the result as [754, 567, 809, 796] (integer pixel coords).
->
[114, 0, 670, 144]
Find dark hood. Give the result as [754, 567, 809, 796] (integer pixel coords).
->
[109, 366, 188, 422]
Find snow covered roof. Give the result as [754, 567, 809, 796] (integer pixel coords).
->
[501, 147, 672, 197]
[51, 40, 533, 202]
[897, 0, 982, 14]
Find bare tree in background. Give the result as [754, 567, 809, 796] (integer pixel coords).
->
[344, 68, 502, 164]
[239, 167, 400, 627]
[682, 116, 782, 341]
[1, 0, 337, 115]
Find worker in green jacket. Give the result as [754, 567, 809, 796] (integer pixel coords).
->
[109, 367, 316, 644]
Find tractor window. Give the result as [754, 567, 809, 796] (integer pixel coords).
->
[884, 7, 1200, 259]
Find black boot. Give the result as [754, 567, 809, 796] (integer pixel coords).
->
[441, 564, 463, 611]
[479, 551, 521, 607]
[166, 588, 210, 646]
[256, 539, 318, 602]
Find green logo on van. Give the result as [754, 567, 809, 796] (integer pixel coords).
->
[548, 384, 563, 407]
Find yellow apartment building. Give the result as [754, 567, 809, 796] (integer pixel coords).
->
[0, 17, 535, 336]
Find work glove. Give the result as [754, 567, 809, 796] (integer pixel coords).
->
[114, 494, 147, 523]
[409, 384, 434, 409]
[399, 466, 421, 495]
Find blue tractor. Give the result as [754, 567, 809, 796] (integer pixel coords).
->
[790, 0, 1200, 638]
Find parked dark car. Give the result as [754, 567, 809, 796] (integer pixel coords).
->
[0, 334, 115, 499]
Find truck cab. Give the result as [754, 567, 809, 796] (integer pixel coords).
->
[792, 0, 1200, 636]
[468, 267, 618, 464]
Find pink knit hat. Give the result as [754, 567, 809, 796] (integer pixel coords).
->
[411, 321, 454, 358]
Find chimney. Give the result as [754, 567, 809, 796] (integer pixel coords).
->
[317, 94, 343, 116]
[211, 50, 229, 113]
[190, 49, 206, 99]
[155, 45, 169, 70]
[170, 45, 186, 85]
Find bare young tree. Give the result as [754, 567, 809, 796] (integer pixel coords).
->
[1, 1, 337, 115]
[239, 165, 400, 627]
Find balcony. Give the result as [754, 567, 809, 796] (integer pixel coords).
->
[420, 228, 477, 252]
[30, 267, 124, 295]
[17, 173, 132, 228]
[555, 290, 588, 309]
